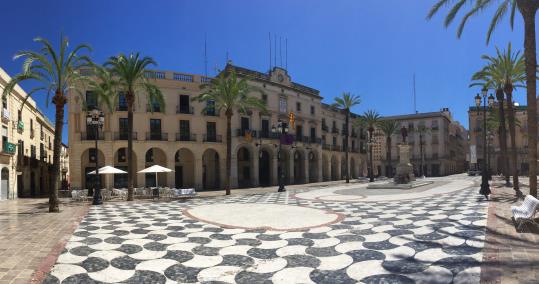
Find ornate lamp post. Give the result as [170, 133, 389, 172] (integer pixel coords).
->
[475, 89, 494, 199]
[86, 109, 105, 205]
[272, 120, 289, 192]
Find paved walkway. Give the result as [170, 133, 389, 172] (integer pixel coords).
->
[480, 177, 539, 284]
[0, 199, 88, 284]
[44, 179, 487, 283]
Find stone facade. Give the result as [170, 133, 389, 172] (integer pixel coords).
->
[68, 64, 367, 191]
[0, 67, 55, 200]
[468, 102, 533, 175]
[374, 109, 468, 177]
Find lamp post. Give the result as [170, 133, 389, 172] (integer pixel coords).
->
[272, 120, 289, 192]
[475, 89, 494, 199]
[367, 128, 375, 182]
[86, 109, 105, 205]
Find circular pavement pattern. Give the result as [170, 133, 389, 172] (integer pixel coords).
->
[44, 176, 487, 283]
[184, 203, 344, 231]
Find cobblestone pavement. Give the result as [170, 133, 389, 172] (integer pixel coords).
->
[0, 199, 88, 284]
[43, 179, 489, 284]
[480, 177, 539, 284]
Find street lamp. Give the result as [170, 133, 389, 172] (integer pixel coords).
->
[272, 120, 289, 192]
[86, 109, 105, 205]
[475, 89, 494, 199]
[367, 129, 375, 182]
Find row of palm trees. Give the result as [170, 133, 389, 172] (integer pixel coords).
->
[470, 43, 525, 196]
[428, 0, 538, 197]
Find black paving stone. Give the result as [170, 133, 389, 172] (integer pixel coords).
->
[188, 237, 211, 244]
[220, 254, 254, 267]
[346, 250, 386, 262]
[167, 231, 187, 238]
[404, 241, 442, 252]
[164, 264, 201, 283]
[110, 255, 141, 270]
[286, 238, 315, 246]
[62, 274, 103, 284]
[284, 254, 321, 268]
[81, 257, 109, 272]
[209, 233, 233, 240]
[192, 246, 220, 256]
[382, 259, 428, 274]
[414, 231, 449, 241]
[145, 234, 167, 241]
[434, 256, 481, 275]
[143, 242, 168, 251]
[309, 269, 356, 284]
[104, 236, 126, 244]
[124, 270, 166, 284]
[442, 244, 482, 255]
[305, 246, 341, 257]
[235, 271, 272, 284]
[256, 234, 281, 241]
[362, 240, 399, 250]
[163, 250, 194, 263]
[116, 244, 143, 254]
[302, 232, 329, 239]
[361, 274, 415, 284]
[236, 238, 262, 246]
[70, 246, 96, 256]
[247, 248, 278, 259]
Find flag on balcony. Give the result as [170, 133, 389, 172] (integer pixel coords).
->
[244, 130, 252, 142]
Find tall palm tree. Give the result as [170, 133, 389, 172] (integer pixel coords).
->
[193, 67, 265, 195]
[471, 62, 510, 186]
[2, 36, 92, 212]
[428, 0, 539, 197]
[357, 110, 380, 182]
[332, 92, 361, 183]
[472, 44, 525, 194]
[106, 53, 164, 201]
[378, 120, 399, 178]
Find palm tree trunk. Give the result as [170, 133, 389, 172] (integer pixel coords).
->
[518, 0, 539, 197]
[505, 90, 520, 191]
[127, 92, 135, 201]
[369, 128, 374, 182]
[387, 137, 392, 177]
[225, 111, 232, 195]
[48, 92, 65, 213]
[345, 111, 349, 183]
[495, 89, 510, 185]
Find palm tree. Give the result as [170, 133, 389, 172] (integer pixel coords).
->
[106, 53, 164, 201]
[378, 120, 399, 177]
[472, 44, 525, 194]
[2, 36, 92, 212]
[428, 0, 539, 197]
[332, 92, 361, 183]
[193, 67, 265, 195]
[357, 110, 380, 182]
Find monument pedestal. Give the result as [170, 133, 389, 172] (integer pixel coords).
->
[394, 144, 415, 184]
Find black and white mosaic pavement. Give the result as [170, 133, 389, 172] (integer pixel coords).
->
[44, 184, 487, 283]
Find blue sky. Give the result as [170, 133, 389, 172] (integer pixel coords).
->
[0, 0, 527, 145]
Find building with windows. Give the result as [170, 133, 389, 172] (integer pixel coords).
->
[68, 63, 368, 191]
[373, 109, 468, 177]
[0, 67, 56, 200]
[468, 102, 532, 175]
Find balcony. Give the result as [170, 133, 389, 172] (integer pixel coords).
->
[80, 132, 104, 140]
[332, 127, 339, 134]
[146, 104, 162, 113]
[176, 133, 196, 142]
[16, 120, 24, 133]
[173, 73, 194, 82]
[258, 131, 279, 139]
[1, 108, 10, 123]
[176, 105, 194, 114]
[203, 134, 222, 143]
[2, 141, 16, 155]
[322, 124, 328, 132]
[146, 132, 168, 141]
[322, 144, 331, 151]
[204, 109, 219, 117]
[236, 129, 257, 137]
[113, 132, 137, 141]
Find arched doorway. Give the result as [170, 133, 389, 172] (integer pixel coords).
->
[308, 151, 318, 183]
[145, 148, 167, 187]
[1, 168, 9, 200]
[113, 148, 137, 188]
[331, 155, 339, 181]
[322, 154, 330, 181]
[294, 150, 305, 184]
[175, 148, 194, 188]
[341, 158, 347, 180]
[81, 148, 105, 191]
[202, 149, 220, 190]
[237, 147, 252, 188]
[258, 149, 272, 187]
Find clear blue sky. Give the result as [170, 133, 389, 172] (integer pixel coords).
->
[0, 0, 527, 145]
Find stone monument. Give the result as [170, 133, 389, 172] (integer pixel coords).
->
[394, 126, 415, 184]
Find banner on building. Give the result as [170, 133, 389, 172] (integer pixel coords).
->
[470, 145, 477, 164]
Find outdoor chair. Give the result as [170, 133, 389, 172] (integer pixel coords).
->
[512, 195, 539, 231]
[102, 189, 112, 201]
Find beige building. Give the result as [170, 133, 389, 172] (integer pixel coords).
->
[468, 102, 532, 175]
[68, 63, 367, 191]
[0, 67, 56, 200]
[374, 109, 468, 177]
